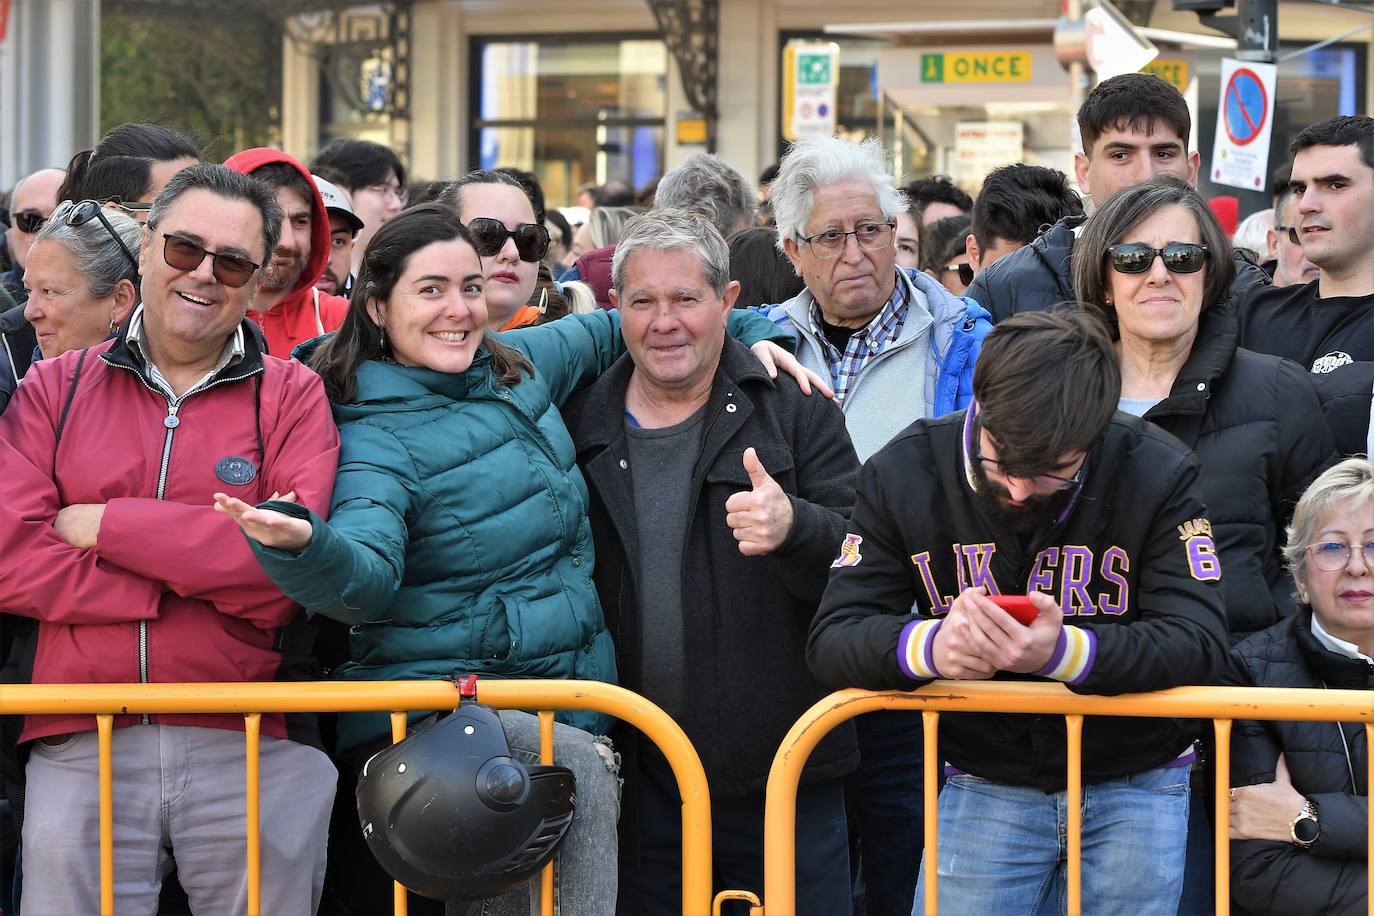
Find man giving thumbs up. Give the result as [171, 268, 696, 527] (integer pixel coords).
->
[561, 208, 861, 915]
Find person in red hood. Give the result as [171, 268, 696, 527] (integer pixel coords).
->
[223, 148, 349, 358]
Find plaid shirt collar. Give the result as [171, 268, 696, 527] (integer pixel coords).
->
[807, 270, 910, 403]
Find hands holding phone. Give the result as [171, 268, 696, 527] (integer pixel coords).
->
[930, 589, 1064, 679]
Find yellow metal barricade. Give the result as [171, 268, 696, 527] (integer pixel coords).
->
[1, 680, 712, 916]
[743, 681, 1374, 916]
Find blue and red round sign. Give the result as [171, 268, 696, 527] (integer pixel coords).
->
[1223, 68, 1268, 146]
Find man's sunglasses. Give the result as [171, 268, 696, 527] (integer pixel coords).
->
[157, 230, 260, 288]
[944, 262, 975, 286]
[467, 217, 551, 263]
[1276, 225, 1300, 245]
[12, 210, 48, 234]
[1106, 242, 1208, 275]
[54, 200, 140, 274]
[106, 197, 155, 219]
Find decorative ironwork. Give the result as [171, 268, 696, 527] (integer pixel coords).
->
[646, 0, 719, 144]
[282, 1, 412, 119]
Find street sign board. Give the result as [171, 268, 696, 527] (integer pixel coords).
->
[1083, 0, 1157, 80]
[783, 40, 839, 141]
[920, 51, 1032, 84]
[1210, 57, 1278, 191]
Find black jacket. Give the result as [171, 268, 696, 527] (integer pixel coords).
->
[1225, 611, 1371, 915]
[563, 337, 860, 798]
[808, 407, 1229, 791]
[1314, 360, 1374, 458]
[1139, 306, 1335, 638]
[0, 304, 36, 414]
[967, 214, 1272, 324]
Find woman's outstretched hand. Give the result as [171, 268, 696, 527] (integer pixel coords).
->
[214, 491, 313, 555]
[749, 341, 836, 400]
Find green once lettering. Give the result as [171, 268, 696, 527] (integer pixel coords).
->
[953, 57, 969, 78]
[1009, 56, 1022, 76]
[973, 58, 989, 76]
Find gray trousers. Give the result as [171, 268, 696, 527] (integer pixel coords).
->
[21, 724, 335, 916]
[468, 710, 621, 916]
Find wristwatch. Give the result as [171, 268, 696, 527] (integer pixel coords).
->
[1290, 799, 1320, 847]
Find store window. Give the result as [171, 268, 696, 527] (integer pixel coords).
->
[1196, 42, 1368, 214]
[471, 35, 668, 207]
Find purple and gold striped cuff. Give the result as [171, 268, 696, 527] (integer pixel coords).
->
[898, 618, 943, 682]
[1033, 625, 1096, 685]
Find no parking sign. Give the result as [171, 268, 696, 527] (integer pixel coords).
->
[1210, 58, 1278, 192]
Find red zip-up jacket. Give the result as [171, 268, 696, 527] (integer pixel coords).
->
[224, 147, 350, 359]
[0, 328, 339, 746]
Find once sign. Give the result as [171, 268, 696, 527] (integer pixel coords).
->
[921, 51, 1032, 84]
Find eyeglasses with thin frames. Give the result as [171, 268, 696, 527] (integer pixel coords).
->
[53, 199, 140, 275]
[1304, 541, 1374, 572]
[799, 222, 896, 260]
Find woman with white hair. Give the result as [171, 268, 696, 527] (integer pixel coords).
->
[1, 201, 140, 413]
[1225, 456, 1373, 915]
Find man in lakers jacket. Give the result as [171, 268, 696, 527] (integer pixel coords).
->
[808, 309, 1228, 916]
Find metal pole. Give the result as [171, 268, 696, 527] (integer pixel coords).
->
[1235, 0, 1279, 63]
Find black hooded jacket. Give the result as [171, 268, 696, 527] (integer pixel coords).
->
[0, 305, 36, 414]
[967, 214, 1272, 324]
[1225, 610, 1371, 915]
[1138, 306, 1335, 639]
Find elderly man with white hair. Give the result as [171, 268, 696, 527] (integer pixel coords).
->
[3, 168, 67, 307]
[759, 134, 993, 916]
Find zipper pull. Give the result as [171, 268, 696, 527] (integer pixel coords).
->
[163, 403, 181, 429]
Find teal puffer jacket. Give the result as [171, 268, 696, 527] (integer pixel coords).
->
[252, 309, 786, 749]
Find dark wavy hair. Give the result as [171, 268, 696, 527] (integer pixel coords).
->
[58, 122, 201, 204]
[309, 204, 532, 404]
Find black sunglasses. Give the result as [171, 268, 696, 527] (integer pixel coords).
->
[467, 217, 551, 263]
[1277, 225, 1300, 245]
[1107, 242, 1208, 275]
[157, 230, 260, 288]
[944, 262, 975, 286]
[13, 210, 47, 234]
[54, 200, 141, 274]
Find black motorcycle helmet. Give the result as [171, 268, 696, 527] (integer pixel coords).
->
[356, 694, 576, 901]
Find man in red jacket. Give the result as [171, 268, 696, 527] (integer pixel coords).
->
[224, 148, 349, 358]
[0, 163, 341, 914]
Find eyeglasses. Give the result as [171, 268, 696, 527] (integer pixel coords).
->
[944, 262, 975, 286]
[363, 182, 404, 201]
[1304, 541, 1374, 572]
[1276, 225, 1300, 245]
[53, 200, 140, 274]
[467, 217, 551, 263]
[156, 230, 260, 288]
[106, 197, 154, 219]
[799, 222, 896, 259]
[1107, 242, 1208, 275]
[13, 210, 48, 234]
[974, 447, 1086, 490]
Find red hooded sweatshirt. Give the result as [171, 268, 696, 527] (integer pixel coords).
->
[223, 148, 350, 358]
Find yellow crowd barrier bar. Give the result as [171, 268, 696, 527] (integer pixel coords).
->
[389, 711, 410, 916]
[1065, 714, 1083, 916]
[752, 681, 1374, 916]
[920, 710, 939, 915]
[539, 709, 556, 916]
[2, 679, 712, 916]
[243, 713, 263, 916]
[1213, 718, 1232, 916]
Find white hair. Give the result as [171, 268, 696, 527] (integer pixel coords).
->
[771, 136, 908, 251]
[1232, 208, 1274, 260]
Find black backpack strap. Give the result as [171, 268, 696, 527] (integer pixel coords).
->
[54, 347, 88, 447]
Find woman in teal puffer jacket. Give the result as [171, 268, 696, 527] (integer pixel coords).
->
[216, 203, 803, 914]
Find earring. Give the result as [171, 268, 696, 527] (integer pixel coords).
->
[1298, 590, 1309, 604]
[378, 324, 387, 352]
[109, 314, 117, 333]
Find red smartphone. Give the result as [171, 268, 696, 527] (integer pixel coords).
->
[988, 594, 1038, 627]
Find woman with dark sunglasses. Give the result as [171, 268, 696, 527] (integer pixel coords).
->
[1075, 176, 1335, 641]
[1074, 174, 1337, 912]
[438, 171, 553, 331]
[1, 202, 141, 414]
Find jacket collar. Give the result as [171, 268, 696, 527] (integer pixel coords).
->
[1295, 607, 1374, 688]
[782, 268, 949, 349]
[1140, 305, 1239, 421]
[101, 313, 265, 385]
[570, 336, 771, 453]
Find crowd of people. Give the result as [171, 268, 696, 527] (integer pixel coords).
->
[0, 69, 1369, 916]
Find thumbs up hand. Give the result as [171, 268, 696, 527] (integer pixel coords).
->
[724, 447, 794, 556]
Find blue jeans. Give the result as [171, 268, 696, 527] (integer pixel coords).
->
[914, 764, 1191, 916]
[845, 711, 924, 916]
